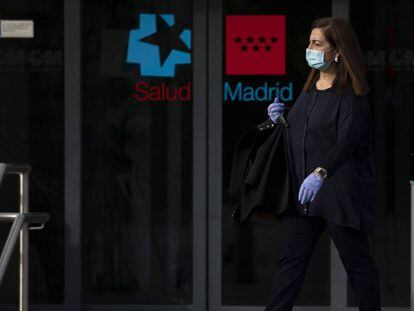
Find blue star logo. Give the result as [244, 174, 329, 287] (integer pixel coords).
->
[126, 13, 192, 77]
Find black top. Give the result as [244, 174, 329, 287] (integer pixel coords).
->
[284, 83, 377, 233]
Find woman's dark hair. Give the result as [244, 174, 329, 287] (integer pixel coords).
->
[302, 17, 369, 95]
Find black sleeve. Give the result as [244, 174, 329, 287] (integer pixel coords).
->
[318, 89, 372, 178]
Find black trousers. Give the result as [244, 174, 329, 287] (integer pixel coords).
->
[264, 205, 382, 311]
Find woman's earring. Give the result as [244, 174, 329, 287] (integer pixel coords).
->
[334, 56, 339, 62]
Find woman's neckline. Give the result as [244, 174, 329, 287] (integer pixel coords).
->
[315, 86, 332, 92]
[313, 81, 333, 92]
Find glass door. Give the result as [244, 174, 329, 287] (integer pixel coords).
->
[81, 0, 207, 310]
[0, 0, 208, 311]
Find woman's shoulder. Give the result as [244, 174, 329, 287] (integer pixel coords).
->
[341, 83, 369, 99]
[339, 84, 371, 117]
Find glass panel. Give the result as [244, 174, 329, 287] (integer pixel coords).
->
[222, 0, 332, 306]
[0, 0, 64, 304]
[82, 0, 194, 305]
[349, 0, 414, 307]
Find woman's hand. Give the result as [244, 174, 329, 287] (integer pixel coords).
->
[267, 97, 286, 123]
[298, 172, 324, 204]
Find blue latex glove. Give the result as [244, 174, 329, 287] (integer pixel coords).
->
[267, 97, 286, 123]
[298, 172, 324, 205]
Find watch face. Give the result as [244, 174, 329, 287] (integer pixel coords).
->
[316, 168, 327, 178]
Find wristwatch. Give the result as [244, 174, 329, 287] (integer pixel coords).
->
[313, 167, 328, 180]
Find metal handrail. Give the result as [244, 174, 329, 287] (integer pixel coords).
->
[0, 163, 49, 311]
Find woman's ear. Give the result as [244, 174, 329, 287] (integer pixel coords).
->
[334, 52, 340, 62]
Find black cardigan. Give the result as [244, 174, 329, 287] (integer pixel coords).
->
[228, 84, 377, 233]
[286, 84, 377, 233]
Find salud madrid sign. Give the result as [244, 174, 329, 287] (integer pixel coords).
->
[124, 13, 293, 103]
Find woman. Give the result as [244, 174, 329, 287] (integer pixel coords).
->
[265, 17, 381, 310]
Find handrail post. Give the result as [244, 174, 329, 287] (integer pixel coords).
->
[0, 215, 25, 283]
[19, 170, 29, 311]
